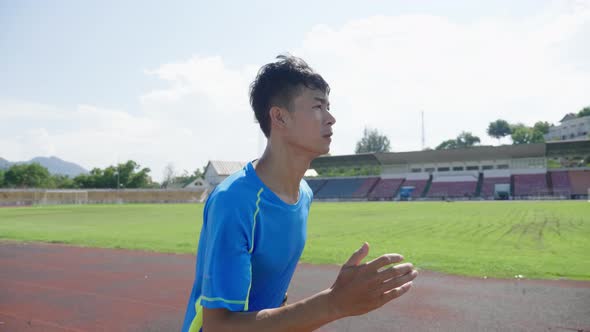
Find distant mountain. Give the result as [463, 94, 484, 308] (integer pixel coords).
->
[0, 156, 88, 178]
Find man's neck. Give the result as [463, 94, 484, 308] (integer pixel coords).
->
[254, 142, 313, 205]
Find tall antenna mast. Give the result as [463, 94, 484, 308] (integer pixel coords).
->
[421, 110, 425, 150]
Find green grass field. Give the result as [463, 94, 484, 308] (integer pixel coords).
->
[1, 201, 588, 280]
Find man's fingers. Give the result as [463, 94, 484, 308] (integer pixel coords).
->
[343, 242, 369, 267]
[378, 269, 418, 293]
[366, 253, 404, 270]
[380, 281, 413, 304]
[376, 263, 415, 282]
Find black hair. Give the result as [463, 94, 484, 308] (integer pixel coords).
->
[249, 54, 330, 137]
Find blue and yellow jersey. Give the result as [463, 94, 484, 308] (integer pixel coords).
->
[181, 162, 312, 332]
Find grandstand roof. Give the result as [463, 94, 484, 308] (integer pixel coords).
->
[375, 144, 546, 164]
[311, 144, 547, 168]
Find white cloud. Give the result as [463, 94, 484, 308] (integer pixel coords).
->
[0, 128, 56, 159]
[0, 103, 166, 173]
[141, 55, 256, 111]
[295, 2, 590, 152]
[0, 100, 66, 119]
[0, 57, 263, 181]
[138, 55, 263, 178]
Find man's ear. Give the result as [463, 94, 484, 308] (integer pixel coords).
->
[270, 106, 289, 128]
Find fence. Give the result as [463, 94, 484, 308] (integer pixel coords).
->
[0, 189, 209, 206]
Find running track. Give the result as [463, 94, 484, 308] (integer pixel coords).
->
[0, 241, 588, 331]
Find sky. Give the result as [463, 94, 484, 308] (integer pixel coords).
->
[1, 0, 589, 181]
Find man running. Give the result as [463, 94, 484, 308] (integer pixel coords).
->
[182, 54, 417, 332]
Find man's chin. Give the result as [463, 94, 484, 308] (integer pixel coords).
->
[298, 143, 330, 159]
[317, 146, 331, 156]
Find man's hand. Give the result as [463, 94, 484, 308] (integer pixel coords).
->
[202, 243, 416, 332]
[328, 242, 418, 318]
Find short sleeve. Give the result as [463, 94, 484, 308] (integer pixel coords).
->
[200, 193, 253, 312]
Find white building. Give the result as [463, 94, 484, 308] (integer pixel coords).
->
[183, 178, 210, 189]
[545, 114, 590, 142]
[203, 160, 248, 187]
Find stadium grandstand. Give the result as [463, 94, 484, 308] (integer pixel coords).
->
[188, 140, 590, 202]
[305, 140, 590, 201]
[7, 141, 585, 206]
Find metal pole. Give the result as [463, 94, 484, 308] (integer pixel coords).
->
[421, 110, 425, 150]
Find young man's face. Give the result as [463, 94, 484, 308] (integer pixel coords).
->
[283, 86, 336, 156]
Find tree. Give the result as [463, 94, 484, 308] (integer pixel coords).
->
[128, 166, 152, 188]
[51, 174, 76, 189]
[73, 160, 153, 189]
[507, 122, 549, 145]
[578, 106, 590, 118]
[316, 165, 381, 177]
[531, 121, 550, 143]
[0, 169, 4, 187]
[73, 168, 102, 188]
[173, 168, 204, 187]
[109, 160, 152, 189]
[487, 119, 512, 143]
[162, 163, 177, 188]
[355, 128, 391, 153]
[456, 131, 481, 147]
[435, 132, 481, 150]
[510, 124, 534, 144]
[435, 139, 458, 150]
[4, 163, 52, 188]
[533, 121, 550, 135]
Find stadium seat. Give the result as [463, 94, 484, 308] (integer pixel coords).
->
[368, 178, 404, 200]
[513, 173, 549, 197]
[315, 178, 375, 199]
[568, 170, 590, 196]
[549, 171, 571, 197]
[402, 179, 428, 198]
[305, 179, 328, 195]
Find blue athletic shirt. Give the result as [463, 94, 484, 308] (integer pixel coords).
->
[181, 161, 313, 332]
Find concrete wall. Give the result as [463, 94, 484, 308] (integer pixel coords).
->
[0, 189, 208, 206]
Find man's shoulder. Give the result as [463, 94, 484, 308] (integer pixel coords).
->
[207, 169, 261, 209]
[204, 179, 261, 232]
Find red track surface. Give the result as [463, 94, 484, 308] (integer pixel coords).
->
[0, 241, 588, 331]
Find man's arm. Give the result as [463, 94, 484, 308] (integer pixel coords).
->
[203, 243, 418, 332]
